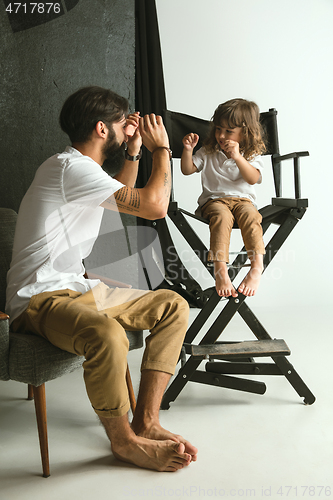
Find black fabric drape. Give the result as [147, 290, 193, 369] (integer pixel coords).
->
[135, 0, 166, 188]
[135, 0, 212, 307]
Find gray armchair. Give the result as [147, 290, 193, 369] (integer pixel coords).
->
[0, 207, 143, 477]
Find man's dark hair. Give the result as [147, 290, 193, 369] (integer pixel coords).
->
[59, 86, 129, 143]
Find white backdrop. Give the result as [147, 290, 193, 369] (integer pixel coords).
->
[156, 0, 333, 308]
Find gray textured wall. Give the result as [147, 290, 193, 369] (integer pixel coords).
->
[0, 0, 135, 212]
[0, 0, 143, 287]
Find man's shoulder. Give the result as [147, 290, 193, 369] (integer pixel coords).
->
[39, 146, 96, 174]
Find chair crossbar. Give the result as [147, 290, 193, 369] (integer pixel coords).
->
[205, 361, 283, 376]
[191, 339, 290, 358]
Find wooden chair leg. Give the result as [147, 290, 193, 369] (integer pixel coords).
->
[30, 369, 133, 478]
[27, 384, 34, 400]
[33, 384, 50, 478]
[126, 364, 136, 415]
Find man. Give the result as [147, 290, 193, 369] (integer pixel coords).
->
[6, 86, 197, 472]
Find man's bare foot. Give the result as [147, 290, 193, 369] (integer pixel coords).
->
[112, 436, 191, 472]
[214, 261, 238, 298]
[131, 421, 198, 462]
[238, 255, 264, 297]
[100, 413, 192, 472]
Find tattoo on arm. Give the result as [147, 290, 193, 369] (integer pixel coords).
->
[164, 172, 171, 197]
[111, 187, 141, 213]
[115, 187, 129, 203]
[129, 189, 141, 209]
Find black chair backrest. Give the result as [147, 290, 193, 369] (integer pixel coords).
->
[163, 110, 210, 159]
[163, 108, 280, 159]
[260, 109, 280, 156]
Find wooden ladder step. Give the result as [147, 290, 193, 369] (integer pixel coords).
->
[191, 339, 290, 358]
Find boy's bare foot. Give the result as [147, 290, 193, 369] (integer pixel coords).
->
[131, 420, 198, 462]
[214, 261, 238, 298]
[112, 436, 191, 472]
[238, 255, 264, 297]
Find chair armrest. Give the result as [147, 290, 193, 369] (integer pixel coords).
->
[0, 310, 10, 338]
[0, 311, 10, 380]
[274, 151, 309, 162]
[272, 151, 310, 199]
[85, 272, 132, 289]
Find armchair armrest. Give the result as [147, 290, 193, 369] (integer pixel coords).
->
[274, 151, 309, 162]
[272, 151, 310, 199]
[0, 310, 10, 381]
[85, 272, 132, 289]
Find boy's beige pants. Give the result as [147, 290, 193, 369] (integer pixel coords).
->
[201, 197, 265, 262]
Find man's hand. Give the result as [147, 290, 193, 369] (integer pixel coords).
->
[182, 133, 199, 151]
[125, 111, 140, 137]
[125, 112, 142, 156]
[139, 114, 169, 152]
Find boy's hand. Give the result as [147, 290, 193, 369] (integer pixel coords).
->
[183, 133, 199, 151]
[222, 139, 241, 160]
[125, 112, 142, 156]
[139, 114, 170, 152]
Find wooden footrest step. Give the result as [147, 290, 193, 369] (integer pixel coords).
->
[191, 339, 290, 358]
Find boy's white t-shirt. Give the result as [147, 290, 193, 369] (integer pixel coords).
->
[6, 146, 124, 324]
[192, 147, 264, 213]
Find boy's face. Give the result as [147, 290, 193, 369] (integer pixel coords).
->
[215, 120, 243, 152]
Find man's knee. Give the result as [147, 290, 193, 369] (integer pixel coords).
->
[173, 292, 190, 320]
[74, 314, 129, 358]
[153, 290, 190, 330]
[155, 289, 189, 310]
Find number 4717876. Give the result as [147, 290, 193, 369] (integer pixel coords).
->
[5, 3, 61, 14]
[277, 486, 331, 496]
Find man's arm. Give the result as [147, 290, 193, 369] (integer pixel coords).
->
[113, 112, 142, 188]
[113, 159, 139, 188]
[101, 114, 171, 220]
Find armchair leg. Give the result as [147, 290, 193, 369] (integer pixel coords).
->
[29, 368, 134, 478]
[126, 364, 136, 415]
[27, 384, 34, 400]
[33, 384, 50, 478]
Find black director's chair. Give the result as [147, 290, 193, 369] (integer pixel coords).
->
[153, 108, 315, 408]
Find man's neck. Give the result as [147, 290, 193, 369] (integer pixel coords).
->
[72, 141, 105, 166]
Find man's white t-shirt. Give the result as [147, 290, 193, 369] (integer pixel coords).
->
[192, 147, 264, 214]
[6, 146, 124, 324]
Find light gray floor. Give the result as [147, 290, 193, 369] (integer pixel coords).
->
[0, 304, 332, 500]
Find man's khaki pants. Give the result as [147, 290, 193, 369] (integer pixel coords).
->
[12, 283, 189, 418]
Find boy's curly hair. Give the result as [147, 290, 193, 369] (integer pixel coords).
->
[203, 98, 266, 160]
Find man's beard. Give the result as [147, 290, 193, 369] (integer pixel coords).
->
[101, 128, 126, 177]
